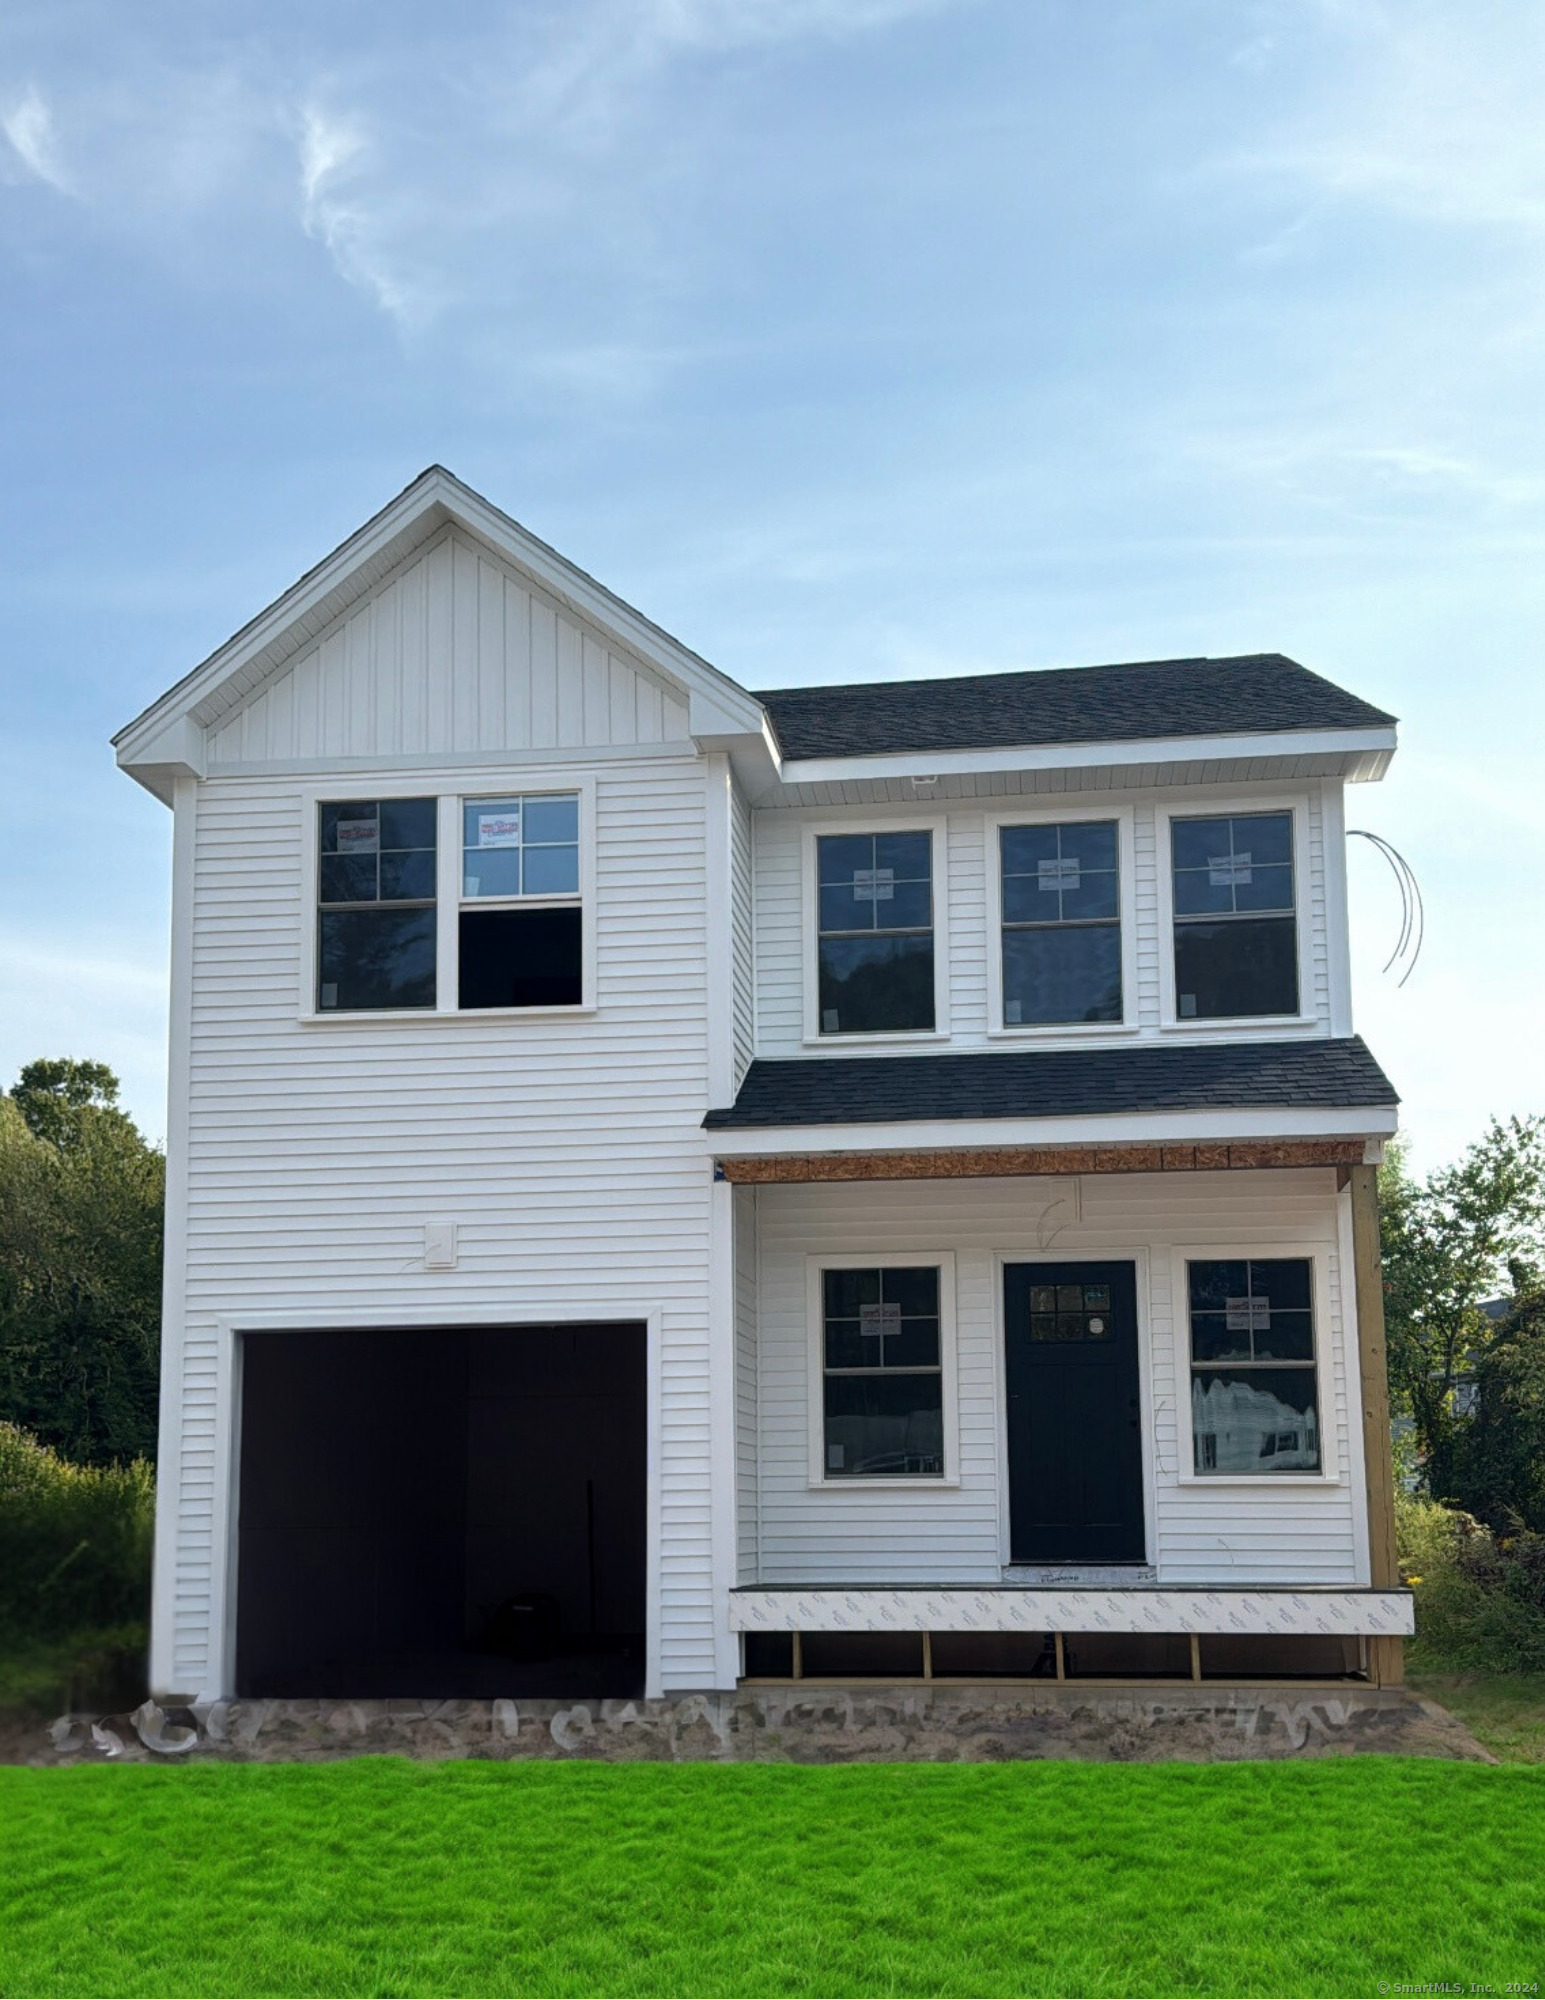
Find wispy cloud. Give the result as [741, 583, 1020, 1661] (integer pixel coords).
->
[1218, 0, 1545, 236]
[1, 83, 69, 191]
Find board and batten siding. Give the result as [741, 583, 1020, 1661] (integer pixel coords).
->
[164, 753, 718, 1698]
[204, 528, 691, 768]
[750, 785, 1340, 1057]
[745, 1170, 1359, 1588]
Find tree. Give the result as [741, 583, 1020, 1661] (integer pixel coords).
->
[1449, 1281, 1545, 1537]
[0, 1062, 164, 1466]
[1381, 1116, 1545, 1504]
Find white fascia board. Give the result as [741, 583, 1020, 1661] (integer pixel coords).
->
[776, 724, 1398, 790]
[114, 466, 767, 777]
[706, 1102, 1399, 1158]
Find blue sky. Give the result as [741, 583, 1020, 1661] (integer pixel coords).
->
[2, 0, 1542, 1166]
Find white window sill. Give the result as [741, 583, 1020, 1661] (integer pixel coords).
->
[1175, 1473, 1342, 1487]
[801, 1030, 951, 1049]
[1157, 1016, 1319, 1035]
[299, 1005, 598, 1025]
[806, 1477, 961, 1492]
[986, 1022, 1142, 1042]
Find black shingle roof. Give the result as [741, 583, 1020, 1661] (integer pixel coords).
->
[704, 1037, 1397, 1131]
[753, 653, 1396, 762]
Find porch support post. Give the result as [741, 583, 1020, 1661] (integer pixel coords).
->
[1348, 1164, 1404, 1686]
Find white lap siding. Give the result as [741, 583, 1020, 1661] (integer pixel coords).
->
[162, 753, 716, 1699]
[747, 1169, 1361, 1589]
[750, 784, 1340, 1058]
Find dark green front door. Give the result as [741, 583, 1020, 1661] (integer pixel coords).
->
[1004, 1261, 1145, 1563]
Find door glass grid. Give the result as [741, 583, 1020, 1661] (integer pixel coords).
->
[1028, 1282, 1113, 1342]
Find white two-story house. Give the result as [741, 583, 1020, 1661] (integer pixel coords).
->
[115, 467, 1412, 1709]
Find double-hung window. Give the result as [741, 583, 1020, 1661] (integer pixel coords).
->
[1171, 811, 1298, 1019]
[821, 1266, 943, 1478]
[459, 793, 582, 1009]
[317, 798, 437, 1012]
[999, 820, 1122, 1025]
[1187, 1258, 1321, 1475]
[816, 831, 933, 1035]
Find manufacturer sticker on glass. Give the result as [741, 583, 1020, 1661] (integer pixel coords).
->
[852, 867, 895, 902]
[1209, 852, 1253, 886]
[859, 1302, 902, 1336]
[1225, 1296, 1271, 1331]
[336, 818, 379, 853]
[477, 810, 522, 848]
[1037, 857, 1081, 891]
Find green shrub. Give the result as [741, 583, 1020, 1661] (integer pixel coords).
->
[0, 1422, 153, 1645]
[1398, 1490, 1545, 1673]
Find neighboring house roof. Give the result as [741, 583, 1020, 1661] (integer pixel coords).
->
[704, 1036, 1398, 1130]
[753, 654, 1397, 761]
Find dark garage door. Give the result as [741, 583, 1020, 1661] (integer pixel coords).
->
[236, 1323, 646, 1698]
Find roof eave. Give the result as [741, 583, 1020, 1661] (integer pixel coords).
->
[771, 723, 1397, 791]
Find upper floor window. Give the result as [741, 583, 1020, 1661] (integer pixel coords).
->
[460, 793, 582, 1009]
[816, 831, 933, 1035]
[1188, 1258, 1320, 1475]
[1000, 821, 1122, 1025]
[317, 798, 436, 1012]
[1171, 811, 1298, 1020]
[821, 1265, 944, 1478]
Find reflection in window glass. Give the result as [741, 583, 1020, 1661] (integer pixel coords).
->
[822, 1265, 943, 1477]
[1188, 1258, 1320, 1474]
[317, 799, 436, 1011]
[1000, 821, 1122, 1024]
[816, 832, 933, 1034]
[1172, 812, 1298, 1020]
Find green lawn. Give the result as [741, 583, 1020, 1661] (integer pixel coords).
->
[2, 1761, 1543, 1999]
[1411, 1672, 1545, 1764]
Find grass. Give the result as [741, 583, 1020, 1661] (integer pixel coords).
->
[2, 1761, 1544, 1999]
[1412, 1672, 1545, 1764]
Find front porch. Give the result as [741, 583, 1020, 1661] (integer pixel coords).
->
[718, 1121, 1406, 1688]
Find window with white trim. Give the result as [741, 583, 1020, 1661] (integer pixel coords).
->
[459, 792, 582, 1009]
[1171, 811, 1298, 1019]
[821, 1265, 944, 1478]
[999, 820, 1122, 1025]
[816, 831, 934, 1035]
[317, 798, 437, 1012]
[1188, 1258, 1321, 1474]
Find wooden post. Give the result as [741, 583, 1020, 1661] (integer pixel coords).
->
[1348, 1164, 1404, 1687]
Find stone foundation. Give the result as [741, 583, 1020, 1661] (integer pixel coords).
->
[17, 1683, 1490, 1766]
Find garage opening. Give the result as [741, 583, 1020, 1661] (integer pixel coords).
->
[235, 1323, 646, 1698]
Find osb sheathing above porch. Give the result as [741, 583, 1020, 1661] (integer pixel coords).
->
[714, 1137, 1368, 1184]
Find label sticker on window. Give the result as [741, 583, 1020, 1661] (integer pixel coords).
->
[827, 1444, 845, 1470]
[1037, 857, 1081, 891]
[336, 818, 379, 853]
[476, 810, 522, 849]
[1005, 999, 1023, 1024]
[859, 1302, 902, 1336]
[1226, 1296, 1271, 1331]
[1209, 852, 1252, 886]
[852, 867, 895, 902]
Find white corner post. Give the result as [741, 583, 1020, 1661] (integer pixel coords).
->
[708, 1172, 741, 1689]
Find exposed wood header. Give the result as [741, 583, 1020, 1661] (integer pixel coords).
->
[715, 1138, 1366, 1184]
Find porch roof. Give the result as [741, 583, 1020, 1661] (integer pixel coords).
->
[704, 1035, 1398, 1132]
